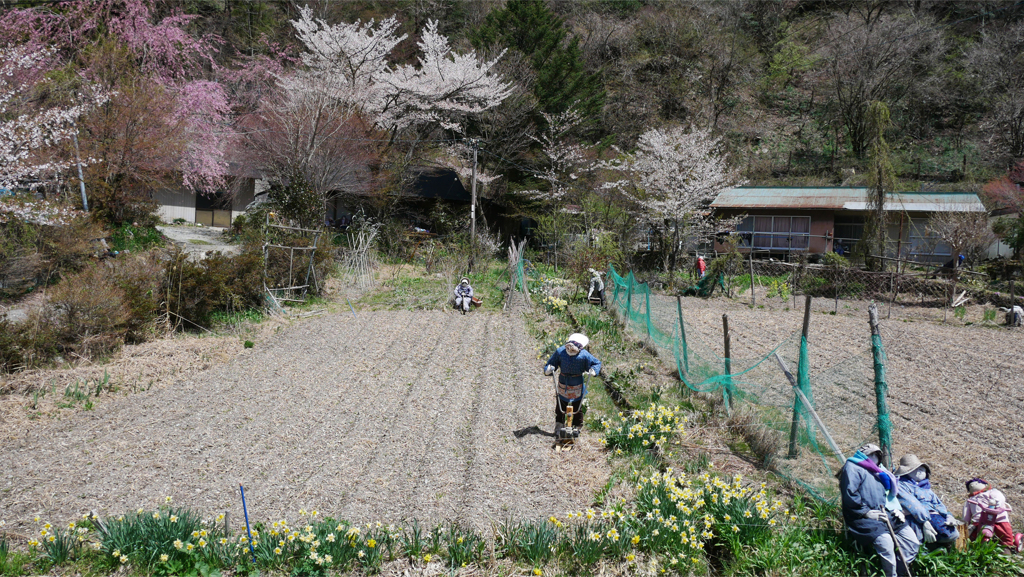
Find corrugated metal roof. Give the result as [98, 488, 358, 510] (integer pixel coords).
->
[711, 187, 986, 212]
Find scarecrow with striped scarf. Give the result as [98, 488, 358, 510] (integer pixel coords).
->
[839, 443, 921, 577]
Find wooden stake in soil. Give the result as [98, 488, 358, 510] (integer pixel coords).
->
[749, 251, 756, 306]
[788, 295, 813, 459]
[1010, 280, 1016, 328]
[676, 296, 689, 379]
[722, 314, 732, 415]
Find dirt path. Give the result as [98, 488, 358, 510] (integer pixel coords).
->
[0, 310, 608, 532]
[156, 224, 239, 258]
[649, 293, 1023, 513]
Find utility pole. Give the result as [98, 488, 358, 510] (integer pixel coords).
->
[72, 127, 88, 212]
[469, 139, 478, 272]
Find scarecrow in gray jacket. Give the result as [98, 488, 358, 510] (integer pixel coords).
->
[454, 277, 473, 314]
[839, 443, 921, 577]
[895, 454, 960, 546]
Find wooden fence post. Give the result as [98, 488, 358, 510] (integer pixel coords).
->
[749, 251, 756, 306]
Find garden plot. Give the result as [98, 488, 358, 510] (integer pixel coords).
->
[0, 310, 609, 532]
[652, 294, 1024, 514]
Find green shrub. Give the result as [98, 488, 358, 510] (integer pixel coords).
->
[1, 217, 102, 294]
[821, 251, 850, 267]
[110, 224, 163, 252]
[43, 263, 132, 356]
[799, 275, 831, 296]
[87, 179, 158, 227]
[165, 250, 266, 329]
[562, 235, 624, 290]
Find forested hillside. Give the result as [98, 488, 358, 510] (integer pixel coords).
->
[142, 0, 1024, 191]
[2, 0, 1023, 248]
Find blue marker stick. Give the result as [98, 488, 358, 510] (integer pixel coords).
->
[239, 484, 257, 563]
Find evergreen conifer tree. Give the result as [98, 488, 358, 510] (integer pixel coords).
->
[471, 0, 604, 123]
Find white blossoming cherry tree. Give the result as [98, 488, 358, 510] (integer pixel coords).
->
[0, 45, 107, 225]
[606, 126, 741, 275]
[291, 7, 512, 135]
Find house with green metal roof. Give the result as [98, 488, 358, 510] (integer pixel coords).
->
[710, 187, 987, 262]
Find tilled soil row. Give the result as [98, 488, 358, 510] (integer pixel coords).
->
[0, 311, 609, 533]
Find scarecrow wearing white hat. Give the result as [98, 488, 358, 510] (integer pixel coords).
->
[454, 277, 474, 314]
[543, 333, 601, 438]
[838, 443, 920, 577]
[894, 454, 960, 545]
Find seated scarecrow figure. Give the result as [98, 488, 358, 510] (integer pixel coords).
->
[839, 443, 921, 577]
[894, 454, 960, 546]
[963, 477, 1024, 551]
[453, 277, 474, 315]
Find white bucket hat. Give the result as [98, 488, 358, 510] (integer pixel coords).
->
[565, 333, 589, 356]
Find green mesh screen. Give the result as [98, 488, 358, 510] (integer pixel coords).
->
[607, 265, 889, 503]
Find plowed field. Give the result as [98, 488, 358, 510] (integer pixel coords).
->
[0, 311, 609, 532]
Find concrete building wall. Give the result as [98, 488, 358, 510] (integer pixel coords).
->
[152, 187, 195, 223]
[153, 179, 257, 227]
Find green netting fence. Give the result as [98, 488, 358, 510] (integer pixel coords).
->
[608, 264, 893, 502]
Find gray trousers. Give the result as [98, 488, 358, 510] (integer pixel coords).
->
[455, 296, 471, 311]
[873, 524, 920, 577]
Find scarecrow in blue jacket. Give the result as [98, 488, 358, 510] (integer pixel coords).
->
[544, 333, 601, 438]
[839, 443, 921, 577]
[894, 454, 960, 546]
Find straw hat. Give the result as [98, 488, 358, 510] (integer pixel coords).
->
[894, 454, 931, 478]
